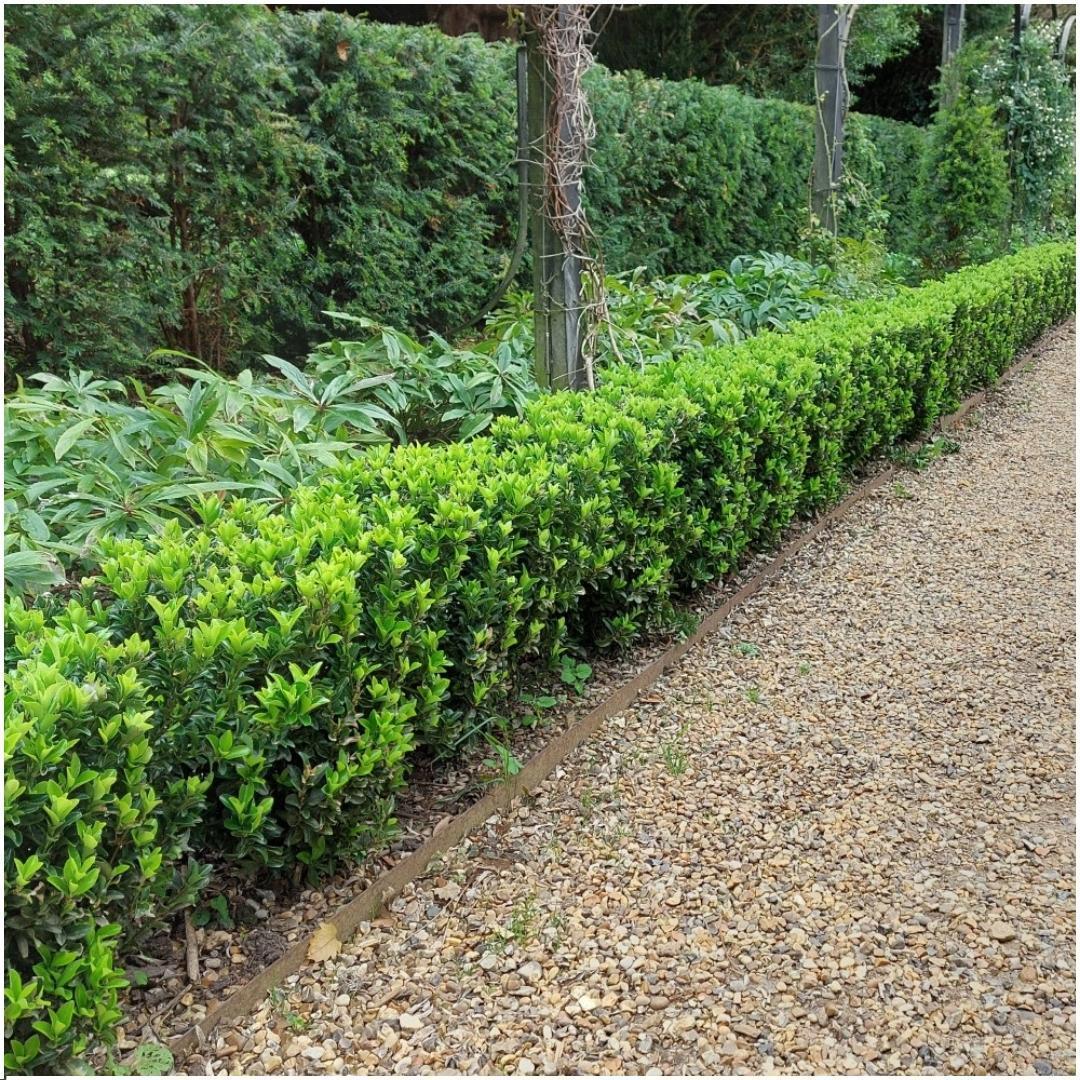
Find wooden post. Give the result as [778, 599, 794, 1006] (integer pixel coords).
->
[942, 4, 965, 68]
[941, 4, 965, 108]
[525, 13, 585, 391]
[1056, 15, 1075, 63]
[811, 4, 853, 236]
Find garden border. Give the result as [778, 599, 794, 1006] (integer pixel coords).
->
[167, 327, 1055, 1063]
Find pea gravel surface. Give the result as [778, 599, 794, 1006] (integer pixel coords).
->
[199, 322, 1076, 1077]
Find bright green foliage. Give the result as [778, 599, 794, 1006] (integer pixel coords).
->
[914, 96, 1011, 271]
[4, 256, 848, 590]
[5, 245, 1073, 1072]
[4, 603, 209, 1073]
[3, 330, 535, 588]
[5, 7, 928, 379]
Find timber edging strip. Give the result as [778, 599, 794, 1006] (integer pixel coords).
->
[167, 329, 1053, 1062]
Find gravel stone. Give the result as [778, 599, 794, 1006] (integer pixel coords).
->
[195, 323, 1076, 1077]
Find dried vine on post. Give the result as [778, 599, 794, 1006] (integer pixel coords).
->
[520, 4, 603, 391]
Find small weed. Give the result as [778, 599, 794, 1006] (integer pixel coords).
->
[798, 661, 812, 676]
[605, 821, 631, 847]
[511, 894, 538, 944]
[733, 641, 760, 658]
[488, 892, 539, 951]
[893, 435, 961, 471]
[101, 1043, 176, 1076]
[660, 731, 690, 777]
[481, 735, 523, 784]
[191, 893, 233, 930]
[746, 686, 763, 705]
[559, 656, 593, 695]
[268, 987, 307, 1032]
[669, 609, 701, 641]
[546, 911, 568, 946]
[892, 481, 914, 500]
[519, 693, 559, 729]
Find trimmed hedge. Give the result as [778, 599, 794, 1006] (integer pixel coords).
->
[589, 72, 924, 275]
[6, 6, 929, 377]
[5, 243, 1074, 1071]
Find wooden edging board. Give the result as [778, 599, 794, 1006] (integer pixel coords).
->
[168, 336, 1047, 1062]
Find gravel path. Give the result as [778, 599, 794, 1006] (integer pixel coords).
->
[208, 322, 1076, 1077]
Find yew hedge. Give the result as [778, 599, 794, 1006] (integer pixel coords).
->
[6, 6, 929, 379]
[4, 242, 1074, 1072]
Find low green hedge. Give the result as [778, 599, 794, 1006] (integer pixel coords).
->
[4, 243, 1074, 1071]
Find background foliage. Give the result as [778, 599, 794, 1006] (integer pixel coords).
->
[593, 3, 925, 102]
[4, 6, 314, 376]
[913, 96, 1011, 271]
[5, 6, 929, 380]
[850, 4, 1016, 124]
[966, 21, 1077, 238]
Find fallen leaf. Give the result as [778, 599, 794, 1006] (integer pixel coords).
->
[307, 922, 341, 962]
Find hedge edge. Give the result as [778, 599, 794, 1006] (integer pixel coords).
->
[166, 323, 1062, 1063]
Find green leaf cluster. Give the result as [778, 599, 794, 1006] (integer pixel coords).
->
[966, 23, 1077, 238]
[3, 327, 537, 591]
[4, 606, 208, 1073]
[914, 96, 1012, 271]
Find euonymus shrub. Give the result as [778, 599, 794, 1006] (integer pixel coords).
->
[6, 254, 852, 594]
[5, 243, 1074, 1072]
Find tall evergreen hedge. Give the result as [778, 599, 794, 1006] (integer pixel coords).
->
[5, 6, 930, 378]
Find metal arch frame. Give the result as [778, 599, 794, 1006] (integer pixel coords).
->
[1057, 15, 1075, 62]
[811, 3, 856, 237]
